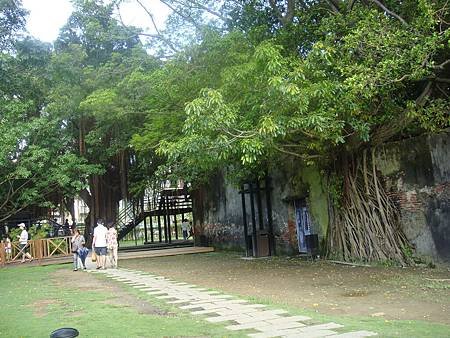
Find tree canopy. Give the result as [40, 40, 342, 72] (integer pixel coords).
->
[155, 0, 450, 181]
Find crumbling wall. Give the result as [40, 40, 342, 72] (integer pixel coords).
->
[192, 163, 329, 255]
[375, 131, 450, 262]
[194, 131, 450, 262]
[270, 161, 329, 255]
[192, 173, 246, 251]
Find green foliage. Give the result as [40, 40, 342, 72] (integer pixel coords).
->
[55, 0, 141, 65]
[8, 227, 21, 242]
[0, 1, 105, 221]
[0, 0, 27, 50]
[46, 1, 165, 203]
[327, 174, 344, 209]
[158, 1, 450, 183]
[29, 223, 51, 239]
[1, 0, 449, 221]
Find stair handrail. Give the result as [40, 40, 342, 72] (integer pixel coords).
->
[115, 186, 193, 239]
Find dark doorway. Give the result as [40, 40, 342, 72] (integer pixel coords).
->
[294, 199, 311, 253]
[427, 197, 450, 262]
[240, 177, 275, 257]
[294, 198, 319, 256]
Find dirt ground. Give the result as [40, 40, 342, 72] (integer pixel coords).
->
[118, 252, 450, 325]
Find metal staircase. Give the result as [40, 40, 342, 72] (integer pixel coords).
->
[116, 187, 192, 241]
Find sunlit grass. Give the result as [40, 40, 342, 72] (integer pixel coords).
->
[0, 264, 245, 338]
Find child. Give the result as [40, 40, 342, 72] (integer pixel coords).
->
[5, 235, 11, 261]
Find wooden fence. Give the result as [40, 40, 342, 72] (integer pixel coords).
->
[0, 236, 72, 266]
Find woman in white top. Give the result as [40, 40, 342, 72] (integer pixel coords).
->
[17, 223, 33, 263]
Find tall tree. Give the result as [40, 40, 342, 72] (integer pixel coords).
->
[50, 0, 159, 239]
[157, 0, 450, 264]
[0, 1, 99, 223]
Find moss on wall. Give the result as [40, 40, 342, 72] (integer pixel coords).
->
[375, 146, 402, 176]
[286, 164, 329, 237]
[301, 166, 329, 236]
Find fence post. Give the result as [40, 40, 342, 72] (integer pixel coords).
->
[0, 242, 5, 266]
[30, 240, 36, 259]
[36, 239, 43, 262]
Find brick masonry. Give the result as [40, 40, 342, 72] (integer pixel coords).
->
[376, 132, 450, 262]
[193, 131, 450, 262]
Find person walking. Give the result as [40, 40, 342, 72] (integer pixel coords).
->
[17, 223, 33, 263]
[92, 219, 108, 270]
[106, 223, 118, 268]
[181, 219, 190, 240]
[71, 228, 86, 271]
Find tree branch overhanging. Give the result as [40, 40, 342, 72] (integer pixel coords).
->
[326, 0, 341, 13]
[368, 0, 408, 26]
[269, 0, 296, 26]
[169, 0, 228, 22]
[158, 0, 203, 31]
[133, 0, 180, 53]
[432, 59, 450, 69]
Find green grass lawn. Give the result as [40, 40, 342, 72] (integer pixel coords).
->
[0, 264, 246, 338]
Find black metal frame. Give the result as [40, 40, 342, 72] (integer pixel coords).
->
[239, 176, 275, 257]
[117, 187, 193, 245]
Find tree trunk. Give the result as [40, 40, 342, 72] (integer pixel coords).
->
[83, 167, 122, 244]
[327, 148, 412, 266]
[63, 197, 75, 225]
[119, 150, 129, 201]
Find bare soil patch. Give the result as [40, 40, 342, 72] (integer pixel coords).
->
[50, 269, 169, 316]
[28, 299, 61, 318]
[119, 252, 450, 324]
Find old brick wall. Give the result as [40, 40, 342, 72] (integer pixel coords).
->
[376, 131, 450, 262]
[193, 131, 450, 262]
[191, 173, 249, 251]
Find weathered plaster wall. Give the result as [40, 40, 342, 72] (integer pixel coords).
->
[192, 174, 244, 251]
[271, 161, 329, 254]
[375, 131, 450, 262]
[194, 132, 450, 262]
[192, 162, 329, 255]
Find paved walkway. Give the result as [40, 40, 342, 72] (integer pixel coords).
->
[89, 268, 377, 338]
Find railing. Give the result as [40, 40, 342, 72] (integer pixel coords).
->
[116, 202, 136, 234]
[0, 236, 72, 266]
[115, 188, 193, 239]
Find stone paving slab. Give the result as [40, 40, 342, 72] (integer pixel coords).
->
[88, 268, 377, 338]
[226, 322, 274, 331]
[191, 308, 229, 315]
[328, 331, 378, 338]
